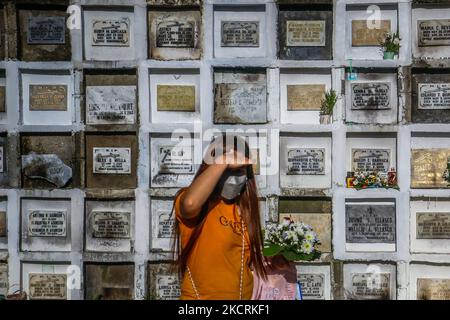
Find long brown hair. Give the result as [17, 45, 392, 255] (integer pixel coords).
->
[170, 134, 267, 281]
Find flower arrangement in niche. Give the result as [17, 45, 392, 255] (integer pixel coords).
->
[442, 156, 450, 187]
[347, 169, 399, 190]
[380, 31, 401, 60]
[262, 217, 321, 261]
[319, 89, 337, 125]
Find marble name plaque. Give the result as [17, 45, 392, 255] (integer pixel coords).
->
[352, 20, 391, 47]
[28, 210, 66, 237]
[28, 273, 67, 300]
[351, 83, 390, 110]
[29, 85, 67, 111]
[27, 17, 65, 44]
[92, 18, 130, 47]
[416, 212, 450, 239]
[287, 84, 325, 111]
[221, 21, 259, 47]
[158, 145, 194, 175]
[287, 148, 325, 175]
[352, 149, 391, 173]
[418, 83, 450, 110]
[93, 147, 131, 174]
[91, 211, 131, 239]
[156, 20, 195, 48]
[418, 19, 450, 47]
[286, 20, 326, 47]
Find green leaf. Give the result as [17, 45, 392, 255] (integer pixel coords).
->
[262, 243, 282, 256]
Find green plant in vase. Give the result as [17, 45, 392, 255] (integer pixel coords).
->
[380, 31, 401, 60]
[319, 89, 337, 125]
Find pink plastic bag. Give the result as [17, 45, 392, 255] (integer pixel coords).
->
[251, 256, 297, 300]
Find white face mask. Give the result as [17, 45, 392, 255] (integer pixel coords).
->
[220, 172, 248, 200]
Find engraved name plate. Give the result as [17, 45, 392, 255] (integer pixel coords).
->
[416, 212, 450, 239]
[93, 147, 131, 174]
[287, 148, 325, 175]
[345, 204, 396, 243]
[156, 275, 180, 300]
[156, 20, 195, 48]
[214, 83, 267, 124]
[158, 145, 194, 175]
[352, 20, 391, 47]
[28, 210, 66, 237]
[156, 85, 196, 112]
[297, 274, 324, 300]
[287, 84, 325, 111]
[29, 273, 67, 300]
[27, 17, 65, 44]
[352, 149, 391, 173]
[411, 149, 450, 188]
[92, 211, 130, 239]
[286, 20, 325, 47]
[351, 273, 391, 300]
[418, 83, 450, 110]
[0, 211, 6, 237]
[418, 19, 450, 47]
[221, 21, 259, 47]
[29, 85, 67, 111]
[157, 211, 175, 239]
[351, 83, 390, 110]
[92, 18, 130, 47]
[417, 278, 450, 300]
[86, 86, 136, 124]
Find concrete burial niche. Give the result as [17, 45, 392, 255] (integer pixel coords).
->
[278, 198, 332, 256]
[20, 70, 74, 126]
[17, 5, 71, 61]
[410, 134, 450, 189]
[411, 69, 450, 123]
[345, 4, 398, 60]
[85, 198, 135, 253]
[83, 7, 136, 61]
[149, 68, 201, 123]
[412, 5, 450, 60]
[149, 133, 198, 188]
[20, 197, 71, 252]
[345, 70, 398, 125]
[296, 264, 331, 300]
[21, 262, 71, 300]
[84, 263, 134, 300]
[410, 198, 450, 254]
[213, 68, 268, 124]
[213, 4, 267, 59]
[20, 133, 79, 189]
[280, 133, 332, 189]
[344, 199, 397, 253]
[346, 133, 397, 175]
[85, 133, 138, 189]
[150, 197, 175, 252]
[343, 262, 397, 300]
[148, 6, 202, 60]
[147, 262, 180, 300]
[84, 69, 137, 130]
[280, 68, 332, 124]
[0, 133, 12, 188]
[278, 3, 333, 60]
[409, 263, 450, 300]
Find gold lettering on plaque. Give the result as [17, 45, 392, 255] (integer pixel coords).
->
[156, 85, 195, 112]
[411, 149, 450, 188]
[287, 84, 325, 111]
[352, 20, 391, 47]
[29, 85, 67, 111]
[417, 279, 450, 300]
[279, 213, 331, 252]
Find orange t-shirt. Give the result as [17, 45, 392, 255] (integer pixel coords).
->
[174, 189, 254, 300]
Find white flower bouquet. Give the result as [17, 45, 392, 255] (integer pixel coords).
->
[262, 217, 321, 262]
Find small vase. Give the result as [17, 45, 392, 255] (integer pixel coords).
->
[319, 114, 332, 125]
[383, 51, 395, 60]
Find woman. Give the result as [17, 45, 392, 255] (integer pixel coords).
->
[171, 134, 267, 300]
